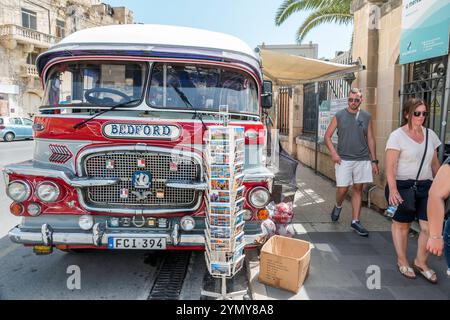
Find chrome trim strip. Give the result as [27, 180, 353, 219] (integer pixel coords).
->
[8, 226, 263, 247]
[3, 162, 119, 187]
[165, 181, 207, 190]
[76, 188, 203, 214]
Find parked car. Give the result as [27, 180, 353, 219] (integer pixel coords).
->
[0, 117, 34, 142]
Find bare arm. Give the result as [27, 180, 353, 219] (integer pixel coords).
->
[385, 149, 401, 206]
[367, 120, 377, 161]
[367, 119, 379, 174]
[324, 116, 341, 164]
[426, 164, 450, 256]
[431, 150, 440, 177]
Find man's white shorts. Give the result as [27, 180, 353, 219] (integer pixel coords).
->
[335, 160, 373, 187]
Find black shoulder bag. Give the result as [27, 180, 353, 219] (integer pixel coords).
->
[395, 128, 429, 214]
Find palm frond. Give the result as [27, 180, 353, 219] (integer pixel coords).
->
[275, 0, 330, 26]
[296, 5, 353, 43]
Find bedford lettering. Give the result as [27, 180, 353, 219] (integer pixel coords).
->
[127, 125, 135, 134]
[162, 125, 171, 135]
[135, 125, 143, 135]
[143, 125, 151, 135]
[105, 123, 176, 138]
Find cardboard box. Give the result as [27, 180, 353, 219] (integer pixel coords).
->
[258, 235, 311, 293]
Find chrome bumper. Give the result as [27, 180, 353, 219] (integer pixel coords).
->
[8, 225, 263, 248]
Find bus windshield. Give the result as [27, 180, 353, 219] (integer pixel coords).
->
[42, 61, 147, 108]
[147, 63, 259, 115]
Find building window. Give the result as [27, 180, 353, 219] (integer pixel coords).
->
[303, 82, 327, 134]
[21, 8, 37, 30]
[26, 52, 38, 65]
[56, 19, 65, 38]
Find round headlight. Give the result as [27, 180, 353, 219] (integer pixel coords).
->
[79, 215, 94, 230]
[242, 209, 253, 221]
[248, 187, 271, 208]
[7, 181, 31, 202]
[36, 181, 60, 203]
[27, 203, 42, 216]
[180, 216, 195, 231]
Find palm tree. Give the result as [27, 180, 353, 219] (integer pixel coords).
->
[275, 0, 353, 44]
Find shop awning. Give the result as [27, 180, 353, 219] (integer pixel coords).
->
[260, 49, 364, 85]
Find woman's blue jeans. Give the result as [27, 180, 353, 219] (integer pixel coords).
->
[445, 219, 450, 269]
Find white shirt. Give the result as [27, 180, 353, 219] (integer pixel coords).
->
[385, 126, 441, 181]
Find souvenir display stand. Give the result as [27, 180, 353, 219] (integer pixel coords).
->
[200, 124, 247, 300]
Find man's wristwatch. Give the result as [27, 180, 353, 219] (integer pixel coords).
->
[371, 160, 379, 164]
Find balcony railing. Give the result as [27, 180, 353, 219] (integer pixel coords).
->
[20, 64, 39, 78]
[0, 24, 60, 48]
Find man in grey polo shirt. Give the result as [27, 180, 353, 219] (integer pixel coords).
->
[324, 88, 379, 237]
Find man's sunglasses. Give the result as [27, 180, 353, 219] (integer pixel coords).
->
[348, 98, 361, 103]
[413, 111, 428, 117]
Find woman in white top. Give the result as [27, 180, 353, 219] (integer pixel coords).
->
[385, 98, 440, 284]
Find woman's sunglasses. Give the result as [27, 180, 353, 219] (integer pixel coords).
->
[348, 98, 361, 103]
[413, 111, 428, 117]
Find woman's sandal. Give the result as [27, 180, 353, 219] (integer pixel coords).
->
[413, 264, 438, 284]
[397, 265, 416, 279]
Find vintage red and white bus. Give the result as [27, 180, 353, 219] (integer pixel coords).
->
[3, 24, 275, 253]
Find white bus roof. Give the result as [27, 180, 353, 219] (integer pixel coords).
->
[53, 24, 257, 59]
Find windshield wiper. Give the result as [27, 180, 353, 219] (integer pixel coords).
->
[170, 84, 207, 130]
[73, 99, 140, 130]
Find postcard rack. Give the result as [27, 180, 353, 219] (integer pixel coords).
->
[201, 125, 248, 300]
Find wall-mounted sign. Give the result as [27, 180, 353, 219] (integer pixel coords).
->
[400, 0, 450, 64]
[318, 98, 347, 144]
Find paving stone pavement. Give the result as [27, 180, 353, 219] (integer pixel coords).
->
[246, 163, 450, 300]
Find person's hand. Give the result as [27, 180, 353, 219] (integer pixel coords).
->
[331, 153, 342, 165]
[372, 163, 379, 175]
[388, 189, 403, 206]
[426, 238, 444, 256]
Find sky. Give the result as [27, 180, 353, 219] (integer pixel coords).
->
[104, 0, 353, 59]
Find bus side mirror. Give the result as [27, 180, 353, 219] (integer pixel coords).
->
[262, 80, 273, 109]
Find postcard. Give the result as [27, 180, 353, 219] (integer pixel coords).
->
[210, 178, 230, 191]
[233, 174, 244, 190]
[208, 204, 231, 215]
[233, 198, 244, 213]
[209, 190, 230, 203]
[209, 127, 230, 141]
[235, 211, 244, 225]
[209, 165, 231, 178]
[211, 153, 230, 165]
[208, 213, 231, 227]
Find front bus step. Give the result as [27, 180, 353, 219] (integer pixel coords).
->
[147, 251, 191, 300]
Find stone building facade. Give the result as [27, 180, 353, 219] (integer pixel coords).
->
[0, 0, 133, 117]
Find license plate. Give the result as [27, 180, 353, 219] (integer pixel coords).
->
[108, 237, 166, 250]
